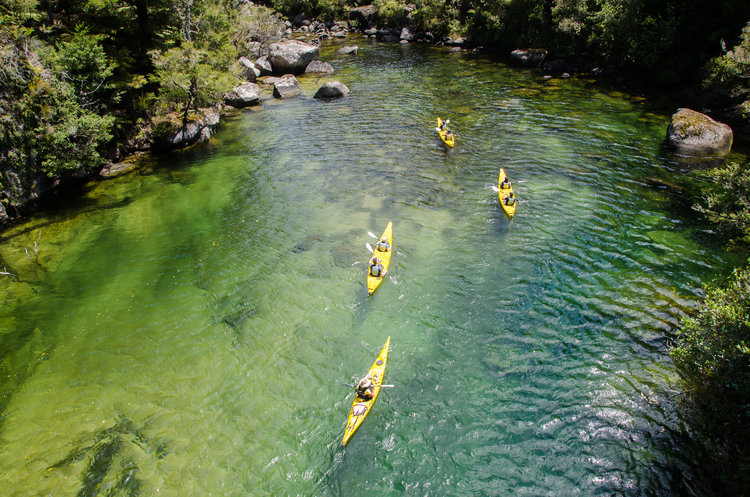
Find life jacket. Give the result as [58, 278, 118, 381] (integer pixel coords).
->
[370, 265, 381, 277]
[377, 241, 389, 252]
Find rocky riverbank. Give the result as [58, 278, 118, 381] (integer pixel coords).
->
[0, 5, 745, 228]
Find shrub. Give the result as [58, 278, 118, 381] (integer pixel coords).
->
[694, 162, 750, 244]
[671, 265, 750, 494]
[703, 21, 750, 116]
[374, 0, 407, 27]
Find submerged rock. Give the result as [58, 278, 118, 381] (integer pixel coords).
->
[666, 108, 733, 157]
[100, 162, 138, 178]
[644, 177, 685, 195]
[338, 46, 359, 55]
[314, 81, 350, 99]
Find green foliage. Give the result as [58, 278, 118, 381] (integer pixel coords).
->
[316, 0, 346, 21]
[38, 102, 114, 175]
[46, 27, 115, 108]
[233, 3, 284, 57]
[271, 0, 314, 18]
[411, 0, 452, 35]
[149, 41, 234, 122]
[704, 21, 750, 114]
[0, 28, 114, 183]
[374, 0, 406, 27]
[694, 162, 750, 244]
[672, 266, 750, 409]
[671, 265, 750, 493]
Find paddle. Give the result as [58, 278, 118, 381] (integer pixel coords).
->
[368, 231, 378, 239]
[342, 383, 395, 388]
[366, 243, 373, 253]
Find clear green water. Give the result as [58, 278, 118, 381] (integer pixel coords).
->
[0, 38, 744, 496]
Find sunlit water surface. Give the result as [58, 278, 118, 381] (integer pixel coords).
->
[0, 38, 744, 496]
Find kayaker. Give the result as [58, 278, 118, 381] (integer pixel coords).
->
[356, 377, 374, 401]
[503, 192, 516, 206]
[500, 177, 511, 189]
[440, 119, 451, 131]
[376, 238, 390, 252]
[369, 257, 384, 277]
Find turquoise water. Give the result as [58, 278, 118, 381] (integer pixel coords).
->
[0, 37, 743, 496]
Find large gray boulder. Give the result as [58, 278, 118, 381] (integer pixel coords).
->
[666, 108, 733, 157]
[400, 27, 416, 41]
[305, 60, 335, 74]
[509, 49, 548, 68]
[237, 57, 259, 82]
[314, 81, 350, 99]
[273, 74, 301, 99]
[268, 40, 319, 75]
[224, 83, 261, 108]
[255, 56, 273, 76]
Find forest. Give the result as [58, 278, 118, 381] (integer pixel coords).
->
[2, 0, 750, 493]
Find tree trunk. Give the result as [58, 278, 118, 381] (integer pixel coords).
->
[542, 0, 553, 46]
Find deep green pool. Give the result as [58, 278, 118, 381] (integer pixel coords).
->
[0, 37, 744, 496]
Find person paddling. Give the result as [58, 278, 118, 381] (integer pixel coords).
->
[369, 257, 385, 278]
[356, 377, 374, 401]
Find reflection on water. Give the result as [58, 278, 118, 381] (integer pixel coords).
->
[0, 37, 741, 496]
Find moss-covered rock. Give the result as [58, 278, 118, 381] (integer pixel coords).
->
[666, 108, 733, 157]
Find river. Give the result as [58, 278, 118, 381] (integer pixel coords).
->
[0, 37, 745, 496]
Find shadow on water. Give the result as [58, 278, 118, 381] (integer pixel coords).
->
[47, 414, 168, 497]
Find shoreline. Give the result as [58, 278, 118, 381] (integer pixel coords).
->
[1, 31, 748, 231]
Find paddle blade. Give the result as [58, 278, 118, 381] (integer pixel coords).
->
[491, 185, 500, 192]
[365, 243, 373, 253]
[368, 231, 377, 239]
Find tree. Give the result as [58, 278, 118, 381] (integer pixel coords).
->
[46, 27, 114, 109]
[694, 162, 750, 244]
[1, 25, 114, 184]
[704, 21, 750, 118]
[233, 3, 284, 57]
[149, 41, 233, 124]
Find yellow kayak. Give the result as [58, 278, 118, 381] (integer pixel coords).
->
[342, 336, 391, 447]
[367, 221, 393, 296]
[436, 117, 455, 148]
[498, 168, 516, 218]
